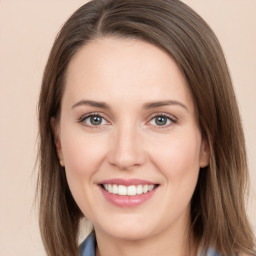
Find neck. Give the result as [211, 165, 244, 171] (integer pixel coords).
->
[95, 220, 198, 256]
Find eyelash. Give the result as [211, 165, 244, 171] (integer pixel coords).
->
[78, 112, 177, 129]
[148, 113, 177, 129]
[78, 113, 109, 129]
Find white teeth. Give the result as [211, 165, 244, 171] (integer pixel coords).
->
[112, 184, 118, 194]
[127, 185, 136, 196]
[148, 185, 154, 191]
[143, 185, 148, 193]
[136, 185, 143, 195]
[102, 184, 156, 196]
[119, 185, 127, 195]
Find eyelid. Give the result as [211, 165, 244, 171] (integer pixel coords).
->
[77, 112, 111, 128]
[147, 112, 177, 128]
[77, 112, 177, 129]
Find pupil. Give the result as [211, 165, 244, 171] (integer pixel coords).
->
[156, 116, 167, 126]
[90, 116, 102, 125]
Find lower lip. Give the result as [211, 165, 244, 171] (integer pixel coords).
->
[99, 185, 158, 207]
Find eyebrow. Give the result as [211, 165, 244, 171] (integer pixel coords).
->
[143, 100, 188, 111]
[71, 99, 188, 111]
[71, 100, 110, 109]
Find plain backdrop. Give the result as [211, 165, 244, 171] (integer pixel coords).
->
[0, 1, 255, 255]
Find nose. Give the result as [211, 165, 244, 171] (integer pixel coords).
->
[107, 123, 146, 170]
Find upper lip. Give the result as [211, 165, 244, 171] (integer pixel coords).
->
[99, 178, 157, 186]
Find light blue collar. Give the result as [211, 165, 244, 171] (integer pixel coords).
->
[80, 232, 221, 256]
[79, 231, 96, 256]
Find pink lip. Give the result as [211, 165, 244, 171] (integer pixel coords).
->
[98, 179, 159, 207]
[99, 178, 155, 186]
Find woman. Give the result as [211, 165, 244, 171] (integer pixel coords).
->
[37, 0, 256, 255]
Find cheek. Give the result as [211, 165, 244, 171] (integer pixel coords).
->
[141, 129, 202, 231]
[149, 129, 202, 186]
[61, 131, 107, 177]
[155, 130, 201, 206]
[59, 130, 108, 214]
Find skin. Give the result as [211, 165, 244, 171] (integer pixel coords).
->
[53, 37, 209, 256]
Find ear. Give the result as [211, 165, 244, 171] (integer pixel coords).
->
[199, 138, 210, 168]
[51, 117, 64, 166]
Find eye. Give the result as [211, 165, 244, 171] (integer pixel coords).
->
[149, 114, 175, 127]
[80, 114, 109, 127]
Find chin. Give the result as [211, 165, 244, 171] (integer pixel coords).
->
[96, 220, 157, 241]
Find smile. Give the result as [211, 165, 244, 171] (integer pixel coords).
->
[99, 179, 159, 207]
[102, 184, 156, 196]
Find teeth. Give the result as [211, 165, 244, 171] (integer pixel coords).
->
[112, 184, 118, 194]
[119, 185, 127, 195]
[143, 185, 148, 193]
[148, 185, 154, 191]
[136, 185, 143, 195]
[102, 184, 156, 196]
[127, 185, 136, 196]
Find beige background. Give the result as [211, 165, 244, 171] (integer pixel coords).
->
[0, 1, 255, 255]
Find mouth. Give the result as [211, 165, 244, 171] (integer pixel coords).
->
[98, 179, 159, 207]
[101, 184, 158, 196]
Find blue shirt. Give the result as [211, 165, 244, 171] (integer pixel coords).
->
[79, 232, 221, 256]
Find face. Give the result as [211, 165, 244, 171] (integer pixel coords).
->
[53, 37, 209, 242]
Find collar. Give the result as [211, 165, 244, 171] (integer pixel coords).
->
[79, 232, 220, 256]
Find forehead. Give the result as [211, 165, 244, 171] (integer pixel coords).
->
[63, 37, 194, 111]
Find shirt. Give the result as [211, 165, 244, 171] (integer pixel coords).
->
[79, 232, 221, 256]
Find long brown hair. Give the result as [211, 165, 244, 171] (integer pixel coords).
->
[38, 0, 255, 255]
